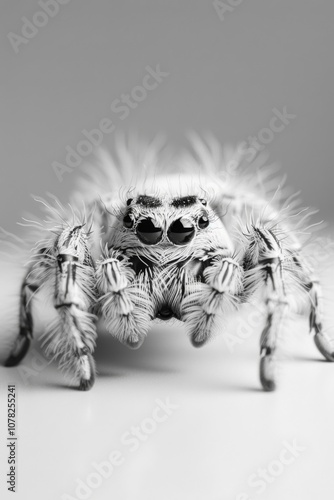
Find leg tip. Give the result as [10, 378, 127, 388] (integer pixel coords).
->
[4, 336, 31, 367]
[260, 377, 277, 392]
[191, 338, 208, 348]
[78, 377, 95, 391]
[4, 356, 18, 368]
[314, 332, 334, 362]
[260, 356, 277, 392]
[125, 336, 145, 350]
[190, 332, 210, 348]
[76, 353, 96, 391]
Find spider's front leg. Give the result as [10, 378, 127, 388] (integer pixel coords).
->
[96, 249, 154, 348]
[180, 253, 244, 347]
[242, 227, 288, 391]
[47, 226, 98, 390]
[6, 225, 98, 391]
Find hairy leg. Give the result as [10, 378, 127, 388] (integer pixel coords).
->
[5, 246, 56, 366]
[5, 273, 39, 367]
[291, 254, 334, 361]
[242, 226, 289, 391]
[180, 255, 244, 347]
[42, 225, 97, 390]
[309, 280, 334, 360]
[6, 224, 97, 390]
[96, 249, 154, 348]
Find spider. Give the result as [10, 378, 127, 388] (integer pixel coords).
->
[3, 136, 333, 390]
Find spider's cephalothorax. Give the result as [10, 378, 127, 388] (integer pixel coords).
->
[3, 138, 334, 390]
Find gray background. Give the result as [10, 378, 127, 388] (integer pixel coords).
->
[1, 3, 334, 500]
[1, 0, 333, 232]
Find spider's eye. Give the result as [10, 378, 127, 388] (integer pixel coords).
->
[199, 199, 207, 206]
[168, 218, 195, 245]
[126, 198, 133, 206]
[198, 214, 209, 230]
[136, 217, 163, 245]
[123, 212, 134, 229]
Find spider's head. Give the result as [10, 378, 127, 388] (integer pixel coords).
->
[122, 194, 211, 247]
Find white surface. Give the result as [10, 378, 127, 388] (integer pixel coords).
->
[1, 316, 334, 500]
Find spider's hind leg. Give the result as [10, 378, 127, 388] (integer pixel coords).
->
[5, 277, 38, 367]
[5, 246, 53, 367]
[310, 281, 334, 361]
[294, 256, 334, 361]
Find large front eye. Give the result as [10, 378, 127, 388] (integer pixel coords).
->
[123, 212, 134, 229]
[136, 217, 163, 245]
[167, 218, 195, 245]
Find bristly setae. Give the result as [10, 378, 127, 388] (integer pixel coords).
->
[2, 135, 334, 391]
